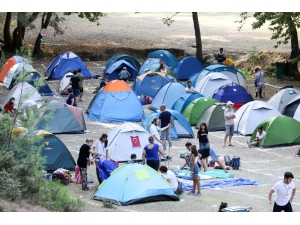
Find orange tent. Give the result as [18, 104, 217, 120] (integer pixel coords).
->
[0, 56, 28, 82]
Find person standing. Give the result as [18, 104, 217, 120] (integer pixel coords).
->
[77, 68, 84, 101]
[197, 122, 209, 171]
[94, 134, 109, 184]
[223, 101, 235, 147]
[185, 81, 197, 93]
[149, 118, 170, 146]
[254, 67, 265, 99]
[187, 145, 201, 196]
[268, 172, 296, 212]
[64, 70, 80, 102]
[158, 104, 173, 151]
[118, 67, 130, 82]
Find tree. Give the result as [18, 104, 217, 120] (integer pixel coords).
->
[237, 12, 300, 79]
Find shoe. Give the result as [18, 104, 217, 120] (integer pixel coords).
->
[246, 141, 251, 148]
[82, 187, 89, 191]
[79, 99, 83, 101]
[166, 156, 172, 160]
[187, 191, 195, 195]
[228, 144, 234, 147]
[194, 192, 201, 197]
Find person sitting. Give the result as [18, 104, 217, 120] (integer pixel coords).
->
[3, 97, 16, 117]
[217, 48, 226, 64]
[224, 57, 235, 68]
[180, 142, 201, 170]
[157, 62, 168, 74]
[66, 88, 77, 107]
[159, 165, 179, 193]
[127, 153, 137, 164]
[185, 81, 197, 93]
[218, 202, 252, 212]
[118, 67, 130, 82]
[247, 126, 266, 148]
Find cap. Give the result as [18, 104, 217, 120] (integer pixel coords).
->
[226, 101, 234, 106]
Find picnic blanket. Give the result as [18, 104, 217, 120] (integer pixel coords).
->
[173, 169, 234, 180]
[181, 178, 260, 190]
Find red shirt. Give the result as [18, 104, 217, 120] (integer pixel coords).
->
[4, 102, 14, 112]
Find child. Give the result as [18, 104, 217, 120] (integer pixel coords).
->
[197, 122, 209, 171]
[187, 145, 201, 197]
[127, 153, 137, 163]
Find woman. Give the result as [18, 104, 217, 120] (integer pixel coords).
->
[66, 87, 77, 106]
[142, 136, 166, 171]
[158, 62, 168, 74]
[150, 118, 170, 146]
[159, 165, 179, 193]
[188, 145, 201, 196]
[94, 134, 109, 184]
[77, 138, 101, 191]
[197, 122, 209, 171]
[3, 97, 16, 117]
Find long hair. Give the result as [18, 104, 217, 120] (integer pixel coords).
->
[200, 122, 208, 133]
[218, 202, 228, 212]
[191, 145, 198, 157]
[100, 134, 108, 148]
[152, 118, 158, 125]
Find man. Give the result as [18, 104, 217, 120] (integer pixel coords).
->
[223, 101, 235, 147]
[180, 142, 201, 170]
[77, 68, 84, 101]
[185, 81, 197, 93]
[247, 126, 266, 148]
[159, 165, 179, 193]
[198, 147, 228, 173]
[217, 48, 226, 64]
[268, 172, 296, 212]
[254, 67, 265, 99]
[118, 67, 130, 82]
[65, 70, 80, 102]
[158, 104, 173, 151]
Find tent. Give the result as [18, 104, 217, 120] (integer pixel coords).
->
[107, 122, 151, 162]
[87, 80, 145, 122]
[267, 88, 300, 113]
[212, 84, 253, 109]
[283, 95, 300, 121]
[187, 72, 201, 87]
[146, 50, 178, 68]
[103, 59, 138, 81]
[0, 55, 28, 82]
[234, 101, 281, 135]
[141, 109, 194, 139]
[149, 82, 186, 111]
[138, 58, 161, 75]
[104, 53, 141, 72]
[183, 97, 219, 125]
[194, 64, 246, 87]
[195, 103, 228, 130]
[250, 116, 300, 147]
[34, 100, 86, 134]
[131, 71, 172, 98]
[8, 70, 53, 96]
[195, 72, 234, 97]
[171, 93, 204, 113]
[93, 163, 180, 206]
[172, 56, 204, 80]
[2, 82, 43, 109]
[35, 130, 76, 171]
[59, 72, 73, 95]
[3, 62, 33, 88]
[45, 51, 92, 80]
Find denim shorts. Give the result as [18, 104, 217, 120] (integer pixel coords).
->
[190, 161, 199, 175]
[73, 88, 80, 97]
[209, 148, 218, 161]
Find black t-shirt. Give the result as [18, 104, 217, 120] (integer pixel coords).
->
[70, 76, 80, 89]
[198, 147, 210, 159]
[77, 143, 91, 168]
[159, 111, 171, 128]
[197, 130, 208, 143]
[66, 93, 77, 106]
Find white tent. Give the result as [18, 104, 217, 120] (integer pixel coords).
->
[283, 95, 300, 121]
[2, 82, 43, 109]
[59, 72, 73, 95]
[107, 122, 151, 162]
[3, 62, 34, 88]
[267, 88, 300, 113]
[234, 100, 281, 135]
[195, 72, 233, 97]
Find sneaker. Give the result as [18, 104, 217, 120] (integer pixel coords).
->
[246, 141, 251, 148]
[194, 192, 201, 197]
[187, 191, 195, 195]
[166, 156, 172, 160]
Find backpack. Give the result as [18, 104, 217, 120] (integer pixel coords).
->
[231, 156, 241, 170]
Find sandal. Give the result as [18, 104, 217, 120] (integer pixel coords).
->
[187, 191, 195, 195]
[194, 192, 201, 197]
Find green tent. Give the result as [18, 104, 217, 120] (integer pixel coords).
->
[195, 103, 229, 131]
[182, 97, 219, 125]
[250, 115, 300, 147]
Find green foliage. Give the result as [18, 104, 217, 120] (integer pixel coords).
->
[162, 12, 179, 26]
[15, 42, 32, 64]
[102, 198, 114, 209]
[249, 47, 262, 66]
[0, 201, 4, 212]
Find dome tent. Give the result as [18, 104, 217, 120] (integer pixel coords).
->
[267, 88, 300, 113]
[145, 50, 178, 68]
[171, 93, 204, 113]
[104, 53, 141, 72]
[172, 56, 204, 80]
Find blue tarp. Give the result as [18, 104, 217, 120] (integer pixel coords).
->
[173, 169, 234, 180]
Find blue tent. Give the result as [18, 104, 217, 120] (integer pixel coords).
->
[213, 84, 254, 105]
[131, 72, 172, 98]
[93, 163, 180, 206]
[146, 50, 178, 68]
[87, 80, 145, 123]
[104, 60, 138, 81]
[138, 58, 161, 75]
[104, 53, 141, 72]
[45, 51, 92, 80]
[172, 93, 204, 113]
[149, 82, 186, 111]
[187, 71, 202, 87]
[172, 56, 204, 80]
[142, 109, 194, 139]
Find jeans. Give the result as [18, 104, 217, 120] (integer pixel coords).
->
[161, 128, 171, 150]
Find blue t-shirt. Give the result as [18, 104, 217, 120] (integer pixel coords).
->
[159, 111, 171, 128]
[66, 93, 77, 106]
[119, 70, 129, 79]
[144, 143, 159, 161]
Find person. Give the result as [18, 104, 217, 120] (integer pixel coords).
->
[159, 165, 179, 193]
[77, 138, 101, 190]
[268, 172, 296, 212]
[94, 134, 109, 184]
[158, 62, 168, 74]
[149, 118, 170, 146]
[197, 122, 209, 171]
[217, 48, 226, 64]
[185, 81, 197, 93]
[66, 88, 77, 107]
[198, 147, 228, 173]
[254, 67, 265, 99]
[77, 68, 84, 101]
[187, 145, 201, 196]
[180, 142, 201, 170]
[223, 101, 235, 147]
[218, 202, 252, 212]
[142, 136, 166, 171]
[127, 153, 137, 164]
[64, 70, 80, 102]
[158, 104, 173, 151]
[224, 57, 235, 68]
[247, 126, 266, 148]
[3, 97, 16, 117]
[118, 67, 130, 82]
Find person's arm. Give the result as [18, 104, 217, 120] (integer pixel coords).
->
[158, 123, 170, 132]
[170, 116, 174, 128]
[89, 149, 101, 156]
[142, 149, 146, 164]
[197, 132, 199, 139]
[207, 134, 210, 146]
[106, 149, 108, 160]
[158, 146, 166, 157]
[71, 97, 75, 106]
[290, 187, 296, 203]
[268, 189, 275, 204]
[190, 155, 195, 176]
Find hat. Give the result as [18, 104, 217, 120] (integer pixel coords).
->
[226, 101, 234, 106]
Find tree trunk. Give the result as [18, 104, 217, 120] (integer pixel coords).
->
[288, 17, 300, 79]
[192, 12, 203, 63]
[3, 12, 12, 48]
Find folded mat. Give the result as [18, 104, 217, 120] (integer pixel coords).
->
[181, 178, 260, 190]
[173, 169, 234, 180]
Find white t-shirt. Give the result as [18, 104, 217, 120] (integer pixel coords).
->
[185, 86, 195, 93]
[162, 170, 178, 191]
[95, 140, 108, 161]
[272, 180, 296, 206]
[256, 130, 266, 141]
[21, 100, 37, 109]
[150, 124, 161, 144]
[224, 108, 235, 125]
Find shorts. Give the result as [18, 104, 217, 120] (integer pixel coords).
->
[72, 88, 80, 97]
[80, 87, 83, 93]
[209, 148, 218, 161]
[225, 125, 234, 136]
[189, 161, 199, 175]
[256, 82, 265, 92]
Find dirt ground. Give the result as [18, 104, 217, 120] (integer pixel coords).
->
[1, 13, 300, 212]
